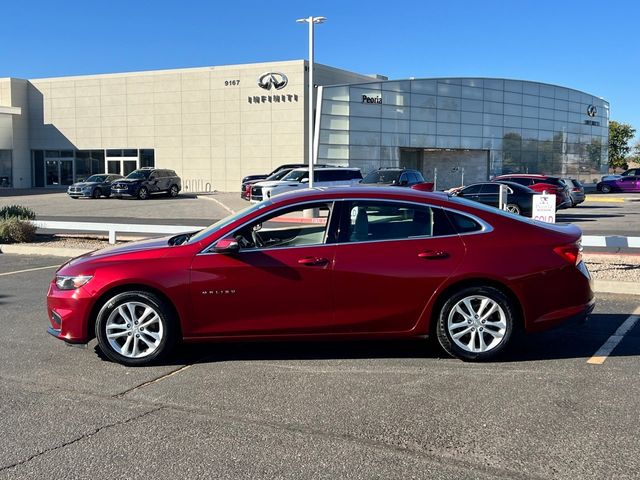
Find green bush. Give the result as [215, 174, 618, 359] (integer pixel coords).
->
[0, 204, 36, 220]
[0, 217, 37, 243]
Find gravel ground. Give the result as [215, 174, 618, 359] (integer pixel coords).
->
[7, 234, 640, 283]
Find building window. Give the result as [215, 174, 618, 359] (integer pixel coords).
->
[140, 149, 155, 168]
[0, 150, 11, 187]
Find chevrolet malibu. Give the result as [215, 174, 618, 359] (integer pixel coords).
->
[47, 187, 594, 366]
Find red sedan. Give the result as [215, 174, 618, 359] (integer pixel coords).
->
[47, 187, 594, 366]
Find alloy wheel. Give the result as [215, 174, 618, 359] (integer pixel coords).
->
[447, 295, 507, 353]
[105, 301, 164, 359]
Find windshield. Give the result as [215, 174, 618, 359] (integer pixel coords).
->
[188, 201, 271, 244]
[85, 175, 107, 183]
[126, 170, 152, 180]
[267, 169, 292, 181]
[362, 170, 399, 184]
[282, 170, 308, 182]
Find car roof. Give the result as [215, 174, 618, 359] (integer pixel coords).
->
[268, 186, 449, 206]
[288, 167, 361, 172]
[495, 173, 557, 179]
[465, 180, 532, 190]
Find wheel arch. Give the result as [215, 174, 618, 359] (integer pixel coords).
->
[87, 283, 182, 340]
[427, 278, 524, 338]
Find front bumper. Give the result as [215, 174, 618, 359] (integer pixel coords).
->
[46, 281, 95, 343]
[67, 188, 94, 198]
[111, 186, 138, 197]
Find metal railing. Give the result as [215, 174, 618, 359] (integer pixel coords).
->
[33, 220, 205, 244]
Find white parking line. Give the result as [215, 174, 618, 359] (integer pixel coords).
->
[587, 306, 640, 365]
[0, 265, 59, 277]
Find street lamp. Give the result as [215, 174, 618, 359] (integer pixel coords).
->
[296, 16, 326, 189]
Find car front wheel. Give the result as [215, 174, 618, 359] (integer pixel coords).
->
[601, 184, 611, 193]
[92, 188, 102, 199]
[137, 186, 149, 200]
[168, 185, 179, 197]
[95, 291, 178, 366]
[436, 286, 515, 361]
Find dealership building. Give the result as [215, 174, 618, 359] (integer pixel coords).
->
[0, 60, 609, 191]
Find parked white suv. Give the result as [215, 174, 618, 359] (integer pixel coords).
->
[250, 167, 362, 202]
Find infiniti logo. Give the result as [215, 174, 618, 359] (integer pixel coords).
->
[258, 72, 288, 91]
[587, 105, 597, 117]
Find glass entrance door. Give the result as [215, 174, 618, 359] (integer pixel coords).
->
[45, 160, 74, 186]
[45, 160, 60, 186]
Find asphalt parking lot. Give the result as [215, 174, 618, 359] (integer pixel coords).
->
[1, 253, 639, 479]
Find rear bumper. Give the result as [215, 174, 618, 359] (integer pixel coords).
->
[527, 297, 595, 333]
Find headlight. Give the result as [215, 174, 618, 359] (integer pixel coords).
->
[55, 275, 93, 290]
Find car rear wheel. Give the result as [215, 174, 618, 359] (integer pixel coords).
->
[601, 184, 611, 193]
[95, 291, 178, 366]
[137, 186, 149, 200]
[506, 203, 521, 215]
[92, 188, 102, 199]
[168, 185, 179, 197]
[436, 286, 515, 361]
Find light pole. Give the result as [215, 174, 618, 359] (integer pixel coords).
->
[296, 15, 325, 189]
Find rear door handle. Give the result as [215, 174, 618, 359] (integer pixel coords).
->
[418, 250, 449, 259]
[298, 257, 330, 266]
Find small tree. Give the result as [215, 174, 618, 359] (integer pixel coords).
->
[608, 121, 636, 170]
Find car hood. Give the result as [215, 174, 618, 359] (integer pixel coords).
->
[254, 180, 295, 188]
[71, 182, 100, 187]
[61, 236, 173, 272]
[113, 178, 143, 184]
[601, 175, 622, 181]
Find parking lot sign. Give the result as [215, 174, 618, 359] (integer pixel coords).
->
[532, 194, 556, 223]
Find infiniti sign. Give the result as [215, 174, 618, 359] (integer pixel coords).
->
[258, 72, 288, 91]
[587, 105, 598, 117]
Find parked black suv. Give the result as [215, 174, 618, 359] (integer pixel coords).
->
[111, 168, 182, 200]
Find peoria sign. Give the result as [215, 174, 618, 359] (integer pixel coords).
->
[362, 95, 382, 104]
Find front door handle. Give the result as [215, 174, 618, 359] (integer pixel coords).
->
[418, 250, 449, 260]
[298, 257, 330, 267]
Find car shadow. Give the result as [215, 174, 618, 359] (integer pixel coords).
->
[113, 194, 199, 201]
[94, 312, 639, 366]
[0, 294, 10, 306]
[557, 213, 625, 222]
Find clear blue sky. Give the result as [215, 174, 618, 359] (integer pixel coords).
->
[3, 0, 638, 143]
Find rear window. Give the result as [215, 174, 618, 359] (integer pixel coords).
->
[317, 170, 361, 182]
[445, 210, 483, 234]
[362, 170, 400, 184]
[533, 177, 562, 186]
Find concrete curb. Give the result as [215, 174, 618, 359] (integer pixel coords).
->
[1, 243, 638, 296]
[0, 244, 94, 258]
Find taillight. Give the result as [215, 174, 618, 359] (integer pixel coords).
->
[554, 241, 583, 265]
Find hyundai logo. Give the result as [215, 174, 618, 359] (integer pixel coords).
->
[258, 72, 288, 91]
[587, 105, 598, 117]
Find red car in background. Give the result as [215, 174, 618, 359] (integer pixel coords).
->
[47, 187, 593, 366]
[492, 174, 572, 209]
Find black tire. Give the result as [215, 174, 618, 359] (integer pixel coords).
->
[137, 186, 149, 200]
[92, 188, 102, 199]
[601, 184, 611, 193]
[436, 286, 515, 361]
[506, 203, 521, 215]
[168, 185, 179, 197]
[95, 290, 178, 366]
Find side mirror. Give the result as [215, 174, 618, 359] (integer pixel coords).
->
[213, 237, 240, 254]
[301, 178, 309, 183]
